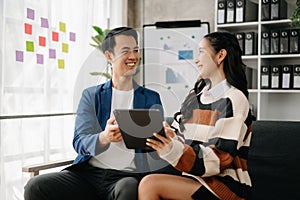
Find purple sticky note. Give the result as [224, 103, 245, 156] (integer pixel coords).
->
[70, 32, 76, 41]
[27, 8, 35, 20]
[41, 17, 49, 28]
[16, 50, 24, 62]
[37, 54, 44, 64]
[49, 49, 56, 59]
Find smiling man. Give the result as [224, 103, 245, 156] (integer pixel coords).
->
[24, 27, 175, 200]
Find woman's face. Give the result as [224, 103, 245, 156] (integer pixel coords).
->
[195, 38, 218, 79]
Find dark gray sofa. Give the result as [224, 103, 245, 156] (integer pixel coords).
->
[247, 120, 300, 200]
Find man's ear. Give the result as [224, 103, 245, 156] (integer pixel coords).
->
[105, 51, 113, 63]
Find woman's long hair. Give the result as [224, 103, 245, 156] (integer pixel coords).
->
[204, 32, 248, 98]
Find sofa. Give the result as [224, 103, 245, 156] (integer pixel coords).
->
[23, 120, 300, 199]
[247, 120, 300, 200]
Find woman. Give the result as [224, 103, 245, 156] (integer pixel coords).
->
[138, 32, 252, 200]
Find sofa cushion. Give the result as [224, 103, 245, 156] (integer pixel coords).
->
[247, 120, 300, 200]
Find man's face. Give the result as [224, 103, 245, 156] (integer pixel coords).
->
[108, 34, 140, 78]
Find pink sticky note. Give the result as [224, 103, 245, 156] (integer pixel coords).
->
[49, 49, 56, 59]
[27, 8, 35, 20]
[37, 54, 43, 64]
[16, 50, 24, 62]
[24, 23, 32, 35]
[41, 17, 49, 28]
[70, 32, 76, 41]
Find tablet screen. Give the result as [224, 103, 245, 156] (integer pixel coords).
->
[113, 109, 165, 151]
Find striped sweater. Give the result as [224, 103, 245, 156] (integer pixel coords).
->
[161, 81, 252, 200]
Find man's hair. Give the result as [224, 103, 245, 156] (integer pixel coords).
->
[101, 27, 138, 54]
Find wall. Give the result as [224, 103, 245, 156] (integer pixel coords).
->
[143, 0, 215, 31]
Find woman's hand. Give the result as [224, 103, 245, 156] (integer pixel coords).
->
[146, 121, 176, 156]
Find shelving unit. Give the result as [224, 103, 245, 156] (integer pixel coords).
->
[215, 0, 300, 121]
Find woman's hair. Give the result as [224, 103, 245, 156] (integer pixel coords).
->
[101, 27, 138, 54]
[174, 32, 249, 131]
[203, 31, 249, 98]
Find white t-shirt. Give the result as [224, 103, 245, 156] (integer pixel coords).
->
[89, 88, 136, 171]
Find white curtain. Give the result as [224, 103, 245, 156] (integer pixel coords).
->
[0, 0, 125, 199]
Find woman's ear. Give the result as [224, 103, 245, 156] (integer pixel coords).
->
[217, 49, 227, 64]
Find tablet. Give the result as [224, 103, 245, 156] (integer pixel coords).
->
[113, 109, 165, 151]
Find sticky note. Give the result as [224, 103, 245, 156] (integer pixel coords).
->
[70, 32, 76, 41]
[62, 43, 68, 53]
[39, 36, 46, 47]
[58, 59, 65, 69]
[26, 41, 34, 52]
[37, 54, 44, 64]
[16, 50, 24, 62]
[24, 23, 32, 35]
[49, 49, 56, 59]
[59, 22, 66, 32]
[27, 8, 35, 20]
[52, 32, 59, 42]
[41, 17, 49, 28]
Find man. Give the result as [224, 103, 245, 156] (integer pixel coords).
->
[24, 27, 178, 200]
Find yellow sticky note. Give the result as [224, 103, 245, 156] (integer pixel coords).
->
[62, 43, 68, 53]
[26, 41, 34, 52]
[59, 22, 66, 32]
[58, 59, 64, 69]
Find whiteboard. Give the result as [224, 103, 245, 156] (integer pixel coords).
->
[143, 20, 210, 117]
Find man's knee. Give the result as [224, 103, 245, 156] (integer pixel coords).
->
[24, 176, 47, 200]
[114, 177, 139, 200]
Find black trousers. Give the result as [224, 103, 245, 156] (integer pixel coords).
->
[24, 162, 140, 200]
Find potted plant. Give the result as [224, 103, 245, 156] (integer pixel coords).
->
[290, 0, 300, 28]
[89, 26, 111, 78]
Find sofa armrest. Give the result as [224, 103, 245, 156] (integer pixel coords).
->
[22, 159, 74, 177]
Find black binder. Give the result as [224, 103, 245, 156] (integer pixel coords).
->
[235, 0, 258, 23]
[270, 30, 279, 54]
[235, 32, 245, 55]
[261, 65, 270, 89]
[279, 29, 289, 54]
[281, 65, 293, 89]
[289, 29, 299, 54]
[261, 0, 270, 21]
[217, 0, 226, 24]
[293, 65, 300, 89]
[244, 32, 256, 55]
[261, 31, 270, 55]
[226, 0, 235, 23]
[270, 65, 281, 89]
[245, 66, 253, 89]
[270, 0, 287, 20]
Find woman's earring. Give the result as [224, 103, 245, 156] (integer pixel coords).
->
[218, 61, 220, 65]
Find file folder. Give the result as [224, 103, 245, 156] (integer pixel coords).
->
[270, 65, 281, 89]
[270, 0, 287, 20]
[245, 67, 253, 89]
[226, 0, 235, 23]
[235, 32, 245, 55]
[261, 65, 270, 89]
[245, 32, 256, 55]
[261, 0, 270, 21]
[261, 31, 270, 55]
[289, 29, 299, 54]
[235, 0, 258, 23]
[279, 29, 289, 54]
[293, 65, 300, 89]
[282, 65, 292, 89]
[270, 30, 279, 54]
[217, 0, 226, 24]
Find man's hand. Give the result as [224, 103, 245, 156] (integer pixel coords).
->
[99, 117, 122, 146]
